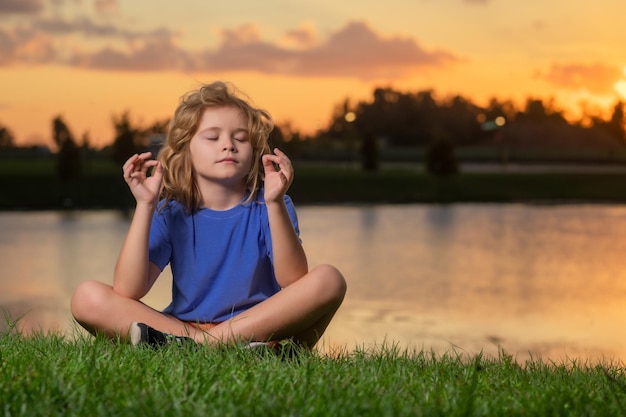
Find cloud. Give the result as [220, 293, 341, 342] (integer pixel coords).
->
[69, 38, 194, 71]
[94, 0, 119, 16]
[0, 0, 43, 14]
[32, 16, 175, 40]
[283, 24, 317, 48]
[538, 63, 622, 94]
[202, 21, 458, 79]
[0, 26, 55, 65]
[1, 18, 458, 80]
[0, 15, 174, 66]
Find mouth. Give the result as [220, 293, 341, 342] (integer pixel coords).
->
[217, 158, 238, 163]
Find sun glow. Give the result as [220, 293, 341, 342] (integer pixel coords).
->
[613, 67, 626, 100]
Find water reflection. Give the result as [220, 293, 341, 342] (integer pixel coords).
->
[298, 204, 626, 362]
[2, 205, 626, 363]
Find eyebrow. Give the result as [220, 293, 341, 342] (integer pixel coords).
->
[196, 126, 248, 135]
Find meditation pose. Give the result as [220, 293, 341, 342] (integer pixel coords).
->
[70, 81, 347, 349]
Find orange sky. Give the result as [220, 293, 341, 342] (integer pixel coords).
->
[1, 0, 625, 148]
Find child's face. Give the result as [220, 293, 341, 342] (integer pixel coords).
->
[188, 106, 253, 187]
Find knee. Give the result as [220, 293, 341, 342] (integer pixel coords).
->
[310, 264, 347, 303]
[70, 280, 112, 324]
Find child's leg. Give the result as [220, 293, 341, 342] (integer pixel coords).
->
[70, 280, 197, 341]
[206, 264, 347, 348]
[72, 263, 346, 347]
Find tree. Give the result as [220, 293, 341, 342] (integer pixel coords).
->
[53, 116, 81, 183]
[0, 125, 15, 148]
[425, 127, 458, 176]
[360, 132, 379, 171]
[440, 95, 483, 146]
[111, 111, 144, 166]
[608, 101, 625, 142]
[484, 98, 518, 122]
[52, 116, 82, 207]
[519, 97, 566, 123]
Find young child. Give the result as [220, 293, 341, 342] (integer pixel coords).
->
[70, 81, 346, 349]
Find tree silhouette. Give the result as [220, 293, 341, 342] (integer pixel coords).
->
[608, 101, 625, 142]
[269, 125, 285, 146]
[80, 131, 91, 151]
[360, 132, 379, 171]
[484, 97, 518, 122]
[111, 111, 144, 166]
[425, 127, 459, 176]
[0, 125, 15, 148]
[53, 116, 81, 182]
[52, 116, 82, 207]
[317, 87, 626, 166]
[519, 97, 566, 123]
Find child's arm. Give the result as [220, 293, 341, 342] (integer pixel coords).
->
[113, 153, 163, 299]
[263, 149, 308, 288]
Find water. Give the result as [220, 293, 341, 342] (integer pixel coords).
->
[2, 204, 626, 363]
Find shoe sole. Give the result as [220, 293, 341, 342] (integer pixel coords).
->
[130, 322, 142, 346]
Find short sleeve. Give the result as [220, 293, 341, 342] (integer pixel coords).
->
[148, 207, 172, 271]
[284, 195, 301, 241]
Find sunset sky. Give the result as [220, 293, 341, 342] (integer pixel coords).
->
[1, 0, 625, 148]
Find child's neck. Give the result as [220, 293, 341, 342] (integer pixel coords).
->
[198, 181, 247, 211]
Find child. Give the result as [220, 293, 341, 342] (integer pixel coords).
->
[70, 81, 346, 349]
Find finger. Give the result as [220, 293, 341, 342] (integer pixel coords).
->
[272, 152, 293, 182]
[262, 154, 278, 173]
[136, 152, 154, 167]
[263, 153, 280, 164]
[138, 159, 158, 175]
[278, 170, 288, 186]
[126, 157, 157, 181]
[272, 162, 291, 184]
[265, 150, 289, 169]
[275, 148, 293, 164]
[274, 148, 292, 166]
[122, 154, 138, 173]
[151, 161, 164, 182]
[272, 148, 288, 163]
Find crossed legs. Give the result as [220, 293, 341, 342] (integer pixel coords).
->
[71, 264, 347, 348]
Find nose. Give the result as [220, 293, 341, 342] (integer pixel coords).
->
[221, 138, 236, 152]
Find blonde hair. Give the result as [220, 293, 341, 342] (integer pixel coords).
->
[157, 81, 273, 212]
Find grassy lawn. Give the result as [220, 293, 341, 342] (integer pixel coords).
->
[2, 158, 626, 209]
[1, 329, 625, 416]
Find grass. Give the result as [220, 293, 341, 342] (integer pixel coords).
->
[4, 158, 626, 209]
[2, 326, 626, 416]
[291, 167, 626, 204]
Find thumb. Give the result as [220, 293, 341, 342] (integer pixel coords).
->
[262, 154, 276, 173]
[151, 161, 164, 183]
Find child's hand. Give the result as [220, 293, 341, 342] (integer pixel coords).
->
[122, 152, 163, 205]
[262, 148, 293, 203]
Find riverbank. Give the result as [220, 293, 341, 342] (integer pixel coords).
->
[2, 159, 626, 210]
[2, 331, 624, 417]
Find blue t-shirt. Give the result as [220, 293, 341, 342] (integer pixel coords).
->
[148, 194, 300, 323]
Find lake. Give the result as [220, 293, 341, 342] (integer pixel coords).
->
[2, 204, 626, 363]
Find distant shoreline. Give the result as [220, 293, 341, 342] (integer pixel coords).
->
[3, 161, 626, 210]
